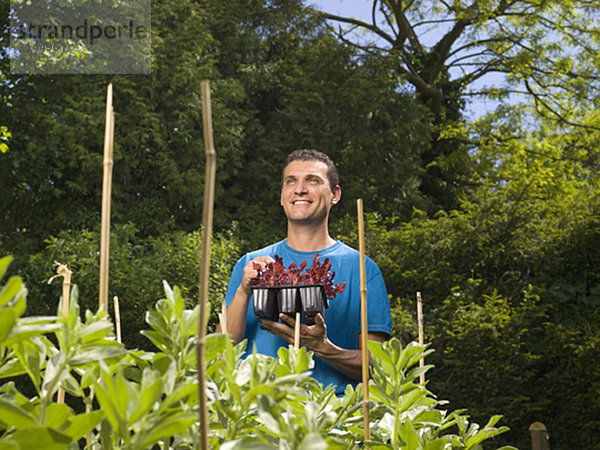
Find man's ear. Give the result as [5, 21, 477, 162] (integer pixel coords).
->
[331, 185, 341, 205]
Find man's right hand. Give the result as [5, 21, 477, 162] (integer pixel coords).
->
[239, 256, 275, 295]
[221, 255, 275, 343]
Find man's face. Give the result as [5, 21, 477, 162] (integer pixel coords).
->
[280, 159, 341, 226]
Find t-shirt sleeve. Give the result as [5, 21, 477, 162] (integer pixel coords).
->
[365, 258, 392, 337]
[224, 255, 248, 307]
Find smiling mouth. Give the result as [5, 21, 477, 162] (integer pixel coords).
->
[292, 200, 310, 205]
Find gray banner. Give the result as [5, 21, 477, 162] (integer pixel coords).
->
[10, 0, 151, 74]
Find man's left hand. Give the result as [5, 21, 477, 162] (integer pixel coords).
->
[260, 313, 329, 353]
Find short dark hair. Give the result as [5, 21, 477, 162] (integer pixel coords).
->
[282, 149, 339, 191]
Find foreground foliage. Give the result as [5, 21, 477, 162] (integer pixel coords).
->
[0, 256, 512, 449]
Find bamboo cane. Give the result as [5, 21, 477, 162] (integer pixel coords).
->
[357, 199, 370, 446]
[218, 300, 228, 335]
[294, 312, 301, 349]
[197, 80, 216, 450]
[48, 262, 72, 404]
[114, 296, 122, 344]
[99, 83, 115, 313]
[417, 291, 425, 384]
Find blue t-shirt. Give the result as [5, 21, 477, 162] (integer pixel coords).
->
[224, 239, 392, 394]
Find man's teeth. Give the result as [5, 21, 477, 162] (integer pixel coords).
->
[294, 200, 309, 204]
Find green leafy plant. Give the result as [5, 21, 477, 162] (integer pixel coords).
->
[365, 338, 514, 449]
[0, 255, 514, 448]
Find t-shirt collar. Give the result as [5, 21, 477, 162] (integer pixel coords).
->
[282, 239, 342, 257]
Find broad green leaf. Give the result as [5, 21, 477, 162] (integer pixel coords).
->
[414, 408, 444, 427]
[69, 344, 126, 365]
[0, 277, 23, 308]
[0, 398, 38, 428]
[465, 426, 510, 449]
[397, 342, 425, 372]
[43, 403, 72, 429]
[256, 395, 281, 435]
[10, 426, 71, 449]
[205, 332, 229, 360]
[298, 432, 328, 450]
[13, 337, 46, 387]
[0, 357, 25, 378]
[0, 438, 18, 449]
[182, 306, 200, 336]
[399, 419, 420, 449]
[170, 283, 185, 317]
[41, 352, 66, 399]
[134, 412, 197, 449]
[93, 368, 128, 438]
[145, 309, 170, 337]
[0, 307, 17, 343]
[399, 385, 428, 412]
[0, 255, 13, 281]
[3, 323, 61, 346]
[377, 412, 396, 436]
[79, 366, 100, 389]
[220, 437, 275, 449]
[483, 414, 503, 429]
[406, 364, 434, 382]
[61, 372, 83, 397]
[60, 410, 104, 441]
[127, 368, 162, 424]
[73, 320, 114, 343]
[424, 438, 453, 450]
[12, 293, 26, 318]
[160, 375, 197, 408]
[140, 329, 169, 353]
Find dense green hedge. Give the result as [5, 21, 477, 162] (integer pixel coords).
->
[22, 224, 241, 350]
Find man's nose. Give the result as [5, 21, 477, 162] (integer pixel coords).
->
[294, 180, 308, 193]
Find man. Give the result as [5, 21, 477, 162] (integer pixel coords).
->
[220, 149, 391, 394]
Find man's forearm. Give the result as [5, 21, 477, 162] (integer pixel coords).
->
[312, 339, 365, 381]
[217, 286, 251, 344]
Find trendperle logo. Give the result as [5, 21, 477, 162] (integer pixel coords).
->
[15, 19, 148, 45]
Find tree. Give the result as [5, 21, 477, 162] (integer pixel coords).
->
[311, 0, 600, 211]
[0, 0, 250, 256]
[1, 0, 434, 255]
[312, 0, 600, 125]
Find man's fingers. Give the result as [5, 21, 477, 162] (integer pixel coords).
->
[279, 313, 295, 327]
[314, 312, 325, 327]
[252, 256, 275, 267]
[261, 319, 293, 339]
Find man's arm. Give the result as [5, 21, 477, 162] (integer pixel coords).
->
[260, 313, 388, 380]
[216, 256, 274, 344]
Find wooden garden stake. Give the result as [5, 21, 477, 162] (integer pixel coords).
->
[114, 296, 121, 343]
[48, 262, 72, 404]
[196, 80, 216, 450]
[294, 312, 301, 349]
[417, 291, 425, 384]
[99, 83, 115, 313]
[218, 300, 228, 335]
[357, 198, 371, 446]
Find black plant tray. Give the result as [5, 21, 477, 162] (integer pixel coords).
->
[298, 284, 327, 325]
[251, 286, 279, 325]
[252, 284, 327, 326]
[277, 286, 301, 317]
